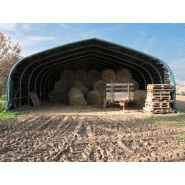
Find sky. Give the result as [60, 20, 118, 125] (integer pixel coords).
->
[0, 23, 185, 82]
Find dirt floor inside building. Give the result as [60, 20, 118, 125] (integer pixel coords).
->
[0, 95, 185, 162]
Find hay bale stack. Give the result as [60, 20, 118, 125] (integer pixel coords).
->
[118, 79, 139, 91]
[116, 68, 132, 81]
[48, 90, 68, 103]
[75, 69, 87, 85]
[129, 79, 139, 91]
[93, 80, 106, 97]
[86, 70, 101, 89]
[68, 88, 87, 105]
[134, 90, 147, 108]
[70, 79, 89, 95]
[61, 69, 75, 82]
[86, 90, 101, 105]
[101, 69, 116, 82]
[54, 80, 68, 92]
[93, 80, 106, 103]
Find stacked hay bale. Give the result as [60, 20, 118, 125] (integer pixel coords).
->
[61, 69, 75, 82]
[70, 79, 89, 95]
[116, 68, 132, 81]
[49, 70, 75, 103]
[48, 90, 67, 103]
[86, 69, 101, 89]
[116, 68, 139, 91]
[48, 71, 69, 103]
[54, 80, 68, 93]
[86, 90, 101, 105]
[134, 90, 147, 108]
[48, 68, 140, 107]
[75, 69, 88, 85]
[93, 80, 107, 103]
[67, 69, 91, 105]
[68, 88, 87, 105]
[101, 69, 116, 83]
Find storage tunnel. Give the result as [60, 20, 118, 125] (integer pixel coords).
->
[6, 38, 177, 112]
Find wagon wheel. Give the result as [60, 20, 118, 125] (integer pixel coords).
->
[120, 101, 128, 110]
[103, 98, 107, 108]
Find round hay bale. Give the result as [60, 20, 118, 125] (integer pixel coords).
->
[93, 80, 106, 97]
[61, 70, 75, 82]
[48, 90, 68, 103]
[116, 68, 132, 81]
[86, 90, 101, 105]
[93, 80, 107, 104]
[115, 79, 139, 91]
[70, 79, 89, 95]
[101, 69, 116, 82]
[68, 88, 87, 105]
[86, 70, 101, 88]
[54, 80, 68, 92]
[134, 90, 147, 108]
[124, 79, 139, 91]
[75, 69, 87, 84]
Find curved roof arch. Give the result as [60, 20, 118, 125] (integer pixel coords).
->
[6, 38, 177, 111]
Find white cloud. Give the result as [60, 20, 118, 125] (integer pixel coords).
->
[149, 36, 157, 43]
[143, 49, 148, 54]
[0, 23, 17, 31]
[60, 23, 71, 28]
[21, 47, 47, 57]
[140, 30, 145, 35]
[169, 58, 185, 70]
[28, 36, 56, 41]
[22, 24, 31, 31]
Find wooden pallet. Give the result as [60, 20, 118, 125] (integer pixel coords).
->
[147, 89, 174, 92]
[146, 97, 171, 101]
[147, 92, 171, 95]
[29, 92, 40, 107]
[145, 98, 173, 103]
[143, 106, 174, 114]
[147, 84, 173, 90]
[145, 102, 171, 108]
[144, 84, 174, 114]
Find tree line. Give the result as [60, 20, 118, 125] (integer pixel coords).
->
[0, 30, 22, 96]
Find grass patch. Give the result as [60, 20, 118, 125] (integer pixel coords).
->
[0, 95, 7, 111]
[149, 112, 185, 127]
[0, 111, 20, 120]
[149, 112, 185, 122]
[177, 133, 185, 145]
[0, 95, 21, 120]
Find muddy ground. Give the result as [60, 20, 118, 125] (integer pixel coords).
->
[0, 99, 185, 162]
[176, 95, 185, 113]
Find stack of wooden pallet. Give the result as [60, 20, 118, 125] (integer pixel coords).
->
[143, 84, 174, 114]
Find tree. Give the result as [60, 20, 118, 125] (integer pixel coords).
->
[0, 30, 22, 96]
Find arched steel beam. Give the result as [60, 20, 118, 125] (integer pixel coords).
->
[33, 48, 154, 94]
[18, 45, 94, 107]
[42, 57, 147, 101]
[34, 50, 152, 102]
[22, 43, 162, 107]
[47, 61, 142, 101]
[43, 59, 146, 101]
[29, 43, 159, 98]
[94, 45, 163, 84]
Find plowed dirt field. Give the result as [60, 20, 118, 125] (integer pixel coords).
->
[1, 107, 185, 162]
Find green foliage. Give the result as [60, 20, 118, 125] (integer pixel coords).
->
[0, 95, 7, 111]
[0, 111, 20, 120]
[180, 133, 185, 139]
[0, 95, 20, 120]
[149, 112, 185, 125]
